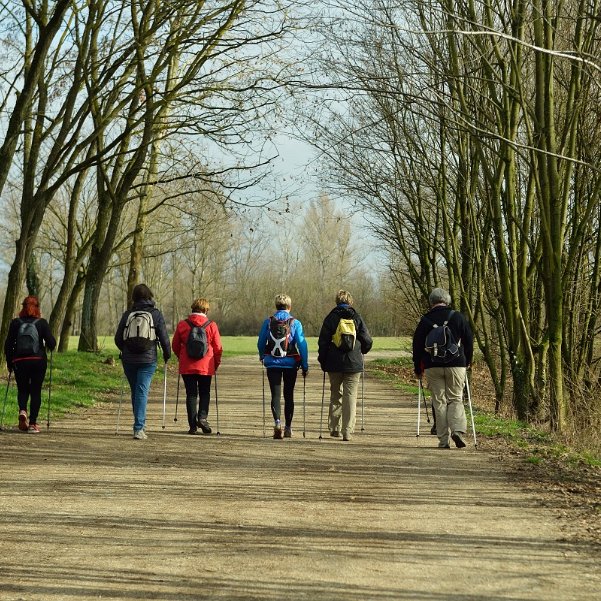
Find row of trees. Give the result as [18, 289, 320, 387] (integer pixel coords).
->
[307, 0, 601, 435]
[0, 0, 309, 356]
[2, 189, 404, 342]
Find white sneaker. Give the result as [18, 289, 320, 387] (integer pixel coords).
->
[133, 430, 148, 440]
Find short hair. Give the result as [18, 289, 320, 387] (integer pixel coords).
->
[132, 283, 154, 303]
[191, 298, 210, 313]
[19, 296, 41, 319]
[274, 294, 291, 310]
[429, 287, 451, 306]
[335, 290, 353, 305]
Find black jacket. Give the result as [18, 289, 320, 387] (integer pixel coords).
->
[114, 299, 171, 364]
[412, 305, 473, 373]
[4, 316, 56, 369]
[318, 305, 373, 373]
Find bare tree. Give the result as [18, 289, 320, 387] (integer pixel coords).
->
[307, 0, 601, 433]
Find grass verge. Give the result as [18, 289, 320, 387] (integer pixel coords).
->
[1, 351, 123, 428]
[368, 357, 601, 467]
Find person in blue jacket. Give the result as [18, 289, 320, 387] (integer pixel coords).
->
[258, 294, 309, 439]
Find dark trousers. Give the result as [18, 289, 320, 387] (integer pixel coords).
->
[182, 374, 212, 430]
[266, 367, 297, 427]
[13, 359, 47, 425]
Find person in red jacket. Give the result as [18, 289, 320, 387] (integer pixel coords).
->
[172, 298, 223, 435]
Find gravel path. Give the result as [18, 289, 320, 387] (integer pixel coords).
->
[0, 355, 599, 600]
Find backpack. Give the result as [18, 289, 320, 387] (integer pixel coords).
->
[15, 318, 41, 357]
[332, 317, 357, 353]
[185, 319, 212, 359]
[266, 316, 296, 358]
[423, 310, 460, 364]
[123, 310, 156, 353]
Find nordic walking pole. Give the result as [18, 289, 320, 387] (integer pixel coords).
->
[319, 371, 325, 440]
[1, 371, 12, 431]
[115, 375, 125, 435]
[174, 374, 180, 422]
[465, 375, 477, 448]
[360, 354, 365, 431]
[46, 351, 53, 431]
[161, 362, 168, 430]
[422, 380, 431, 422]
[214, 373, 220, 436]
[262, 363, 266, 438]
[416, 377, 422, 437]
[302, 370, 306, 439]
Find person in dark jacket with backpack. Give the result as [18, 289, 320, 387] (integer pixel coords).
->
[4, 296, 56, 433]
[412, 287, 474, 449]
[115, 284, 171, 440]
[258, 294, 309, 439]
[172, 298, 223, 435]
[318, 290, 372, 441]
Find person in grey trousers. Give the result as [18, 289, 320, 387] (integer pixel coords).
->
[318, 290, 373, 441]
[412, 288, 474, 448]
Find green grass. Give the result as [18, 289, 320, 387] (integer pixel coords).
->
[1, 350, 123, 428]
[1, 336, 410, 428]
[221, 335, 410, 356]
[66, 335, 411, 357]
[368, 358, 601, 468]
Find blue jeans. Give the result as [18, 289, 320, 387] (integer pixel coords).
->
[123, 362, 157, 432]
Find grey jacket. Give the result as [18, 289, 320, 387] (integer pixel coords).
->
[114, 299, 171, 364]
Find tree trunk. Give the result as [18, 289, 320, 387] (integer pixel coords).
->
[58, 270, 85, 353]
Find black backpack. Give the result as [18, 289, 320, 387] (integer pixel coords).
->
[15, 318, 41, 357]
[186, 319, 212, 359]
[423, 310, 461, 364]
[266, 316, 296, 358]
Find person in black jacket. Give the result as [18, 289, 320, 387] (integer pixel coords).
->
[115, 284, 171, 439]
[318, 290, 373, 441]
[412, 288, 474, 448]
[4, 296, 56, 433]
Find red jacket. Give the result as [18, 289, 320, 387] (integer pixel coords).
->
[172, 314, 223, 375]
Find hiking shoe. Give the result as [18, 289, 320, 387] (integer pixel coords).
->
[342, 434, 351, 441]
[273, 425, 283, 439]
[28, 423, 41, 434]
[284, 427, 292, 438]
[430, 424, 437, 435]
[18, 410, 28, 431]
[133, 430, 148, 440]
[330, 430, 340, 438]
[437, 442, 450, 449]
[451, 432, 467, 448]
[197, 419, 212, 434]
[188, 428, 198, 435]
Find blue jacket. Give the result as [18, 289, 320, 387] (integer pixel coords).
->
[258, 310, 309, 371]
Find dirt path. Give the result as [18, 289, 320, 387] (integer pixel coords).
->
[1, 355, 599, 601]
